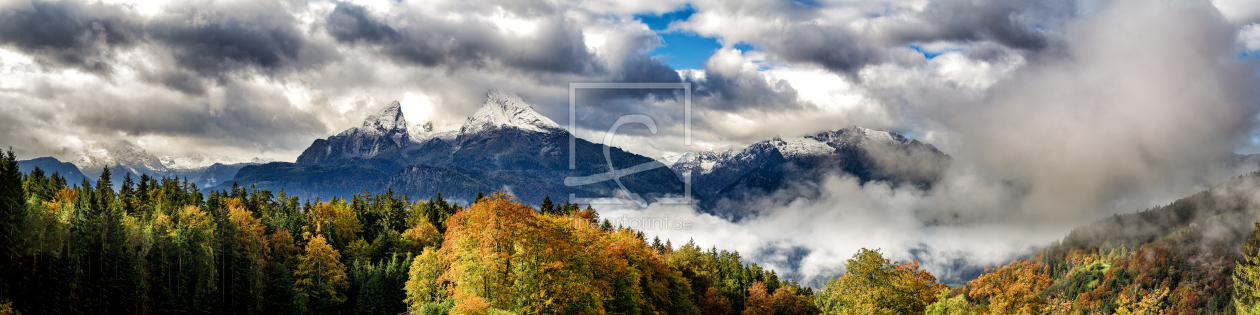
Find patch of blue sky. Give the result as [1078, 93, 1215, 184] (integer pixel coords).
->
[635, 4, 723, 70]
[901, 130, 925, 140]
[909, 45, 964, 59]
[635, 4, 696, 31]
[791, 0, 820, 8]
[652, 33, 723, 69]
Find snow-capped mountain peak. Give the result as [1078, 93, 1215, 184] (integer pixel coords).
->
[808, 126, 906, 148]
[460, 90, 561, 135]
[296, 101, 420, 167]
[362, 101, 407, 133]
[332, 101, 411, 148]
[73, 140, 169, 179]
[75, 140, 166, 171]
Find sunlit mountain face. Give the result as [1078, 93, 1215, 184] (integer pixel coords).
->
[2, 0, 1260, 313]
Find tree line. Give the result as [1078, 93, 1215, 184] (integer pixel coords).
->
[0, 149, 816, 314]
[8, 147, 1260, 315]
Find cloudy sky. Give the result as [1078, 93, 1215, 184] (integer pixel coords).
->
[3, 0, 1260, 281]
[2, 0, 1252, 161]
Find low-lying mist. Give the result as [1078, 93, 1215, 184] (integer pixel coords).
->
[599, 0, 1260, 286]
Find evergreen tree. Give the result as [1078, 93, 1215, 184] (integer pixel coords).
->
[0, 148, 24, 300]
[539, 196, 554, 214]
[95, 166, 114, 214]
[119, 172, 135, 214]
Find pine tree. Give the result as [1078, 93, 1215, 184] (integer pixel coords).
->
[539, 196, 554, 214]
[0, 148, 24, 300]
[95, 166, 114, 214]
[119, 172, 135, 214]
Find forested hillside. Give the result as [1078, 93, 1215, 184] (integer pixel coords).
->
[8, 143, 1260, 314]
[0, 149, 815, 314]
[910, 171, 1260, 314]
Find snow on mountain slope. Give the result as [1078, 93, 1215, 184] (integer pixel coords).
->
[409, 120, 459, 146]
[769, 137, 835, 158]
[355, 100, 410, 147]
[459, 90, 562, 135]
[160, 154, 244, 170]
[74, 140, 169, 179]
[296, 101, 415, 167]
[72, 140, 272, 184]
[670, 126, 950, 207]
[808, 126, 907, 148]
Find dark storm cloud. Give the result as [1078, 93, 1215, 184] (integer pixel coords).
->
[147, 68, 209, 96]
[147, 6, 307, 80]
[616, 49, 681, 82]
[0, 0, 328, 95]
[691, 69, 802, 112]
[0, 0, 141, 74]
[66, 82, 324, 150]
[885, 0, 1075, 51]
[326, 3, 399, 44]
[769, 24, 874, 74]
[323, 2, 604, 75]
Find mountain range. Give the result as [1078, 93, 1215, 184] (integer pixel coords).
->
[672, 126, 952, 219]
[17, 140, 273, 189]
[18, 90, 1260, 222]
[7, 90, 982, 215]
[224, 90, 684, 205]
[213, 90, 957, 217]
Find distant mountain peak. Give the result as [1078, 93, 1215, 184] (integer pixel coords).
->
[296, 100, 417, 167]
[160, 153, 242, 170]
[333, 100, 411, 148]
[75, 140, 166, 171]
[72, 139, 169, 180]
[460, 90, 561, 135]
[809, 126, 906, 148]
[361, 100, 407, 134]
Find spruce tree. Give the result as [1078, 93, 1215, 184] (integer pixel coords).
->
[0, 148, 25, 299]
[95, 166, 114, 212]
[120, 172, 135, 214]
[540, 196, 554, 214]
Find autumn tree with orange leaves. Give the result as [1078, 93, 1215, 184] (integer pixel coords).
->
[966, 259, 1051, 315]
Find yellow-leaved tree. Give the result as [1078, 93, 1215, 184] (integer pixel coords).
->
[294, 234, 349, 312]
[225, 198, 270, 312]
[924, 290, 978, 315]
[405, 247, 450, 312]
[408, 192, 698, 315]
[401, 218, 442, 255]
[815, 248, 944, 315]
[305, 200, 362, 250]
